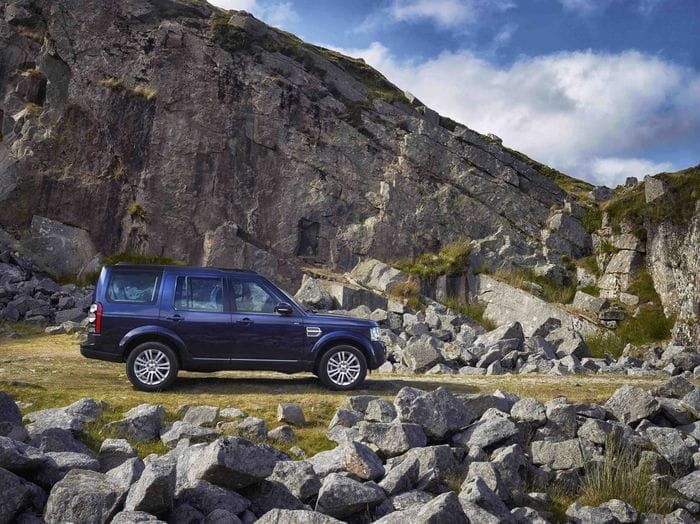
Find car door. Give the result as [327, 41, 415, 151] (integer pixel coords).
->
[229, 277, 309, 362]
[159, 272, 234, 360]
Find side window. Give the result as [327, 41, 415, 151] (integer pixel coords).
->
[231, 280, 277, 314]
[107, 271, 160, 304]
[174, 276, 224, 312]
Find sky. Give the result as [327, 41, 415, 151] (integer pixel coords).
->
[210, 0, 700, 187]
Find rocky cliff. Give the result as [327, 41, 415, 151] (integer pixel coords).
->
[0, 0, 592, 288]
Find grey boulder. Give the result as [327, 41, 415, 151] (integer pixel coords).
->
[124, 457, 176, 515]
[43, 469, 121, 524]
[315, 473, 385, 518]
[106, 404, 165, 442]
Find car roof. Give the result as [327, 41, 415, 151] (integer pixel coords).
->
[109, 263, 259, 276]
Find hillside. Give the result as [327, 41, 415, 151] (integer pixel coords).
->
[0, 0, 592, 290]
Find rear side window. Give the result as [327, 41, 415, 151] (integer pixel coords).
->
[174, 276, 224, 312]
[107, 271, 161, 304]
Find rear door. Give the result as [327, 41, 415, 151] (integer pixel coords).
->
[159, 272, 233, 360]
[229, 277, 309, 362]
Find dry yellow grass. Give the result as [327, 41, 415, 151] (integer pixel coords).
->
[0, 332, 674, 458]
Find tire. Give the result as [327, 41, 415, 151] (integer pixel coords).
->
[318, 345, 367, 391]
[126, 341, 179, 392]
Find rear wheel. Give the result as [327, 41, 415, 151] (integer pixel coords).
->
[318, 345, 367, 391]
[126, 341, 179, 392]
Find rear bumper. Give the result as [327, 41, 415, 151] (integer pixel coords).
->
[80, 340, 122, 363]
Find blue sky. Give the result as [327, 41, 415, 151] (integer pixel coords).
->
[212, 0, 700, 186]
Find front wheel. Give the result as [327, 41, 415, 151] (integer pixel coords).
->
[126, 341, 179, 392]
[318, 345, 367, 391]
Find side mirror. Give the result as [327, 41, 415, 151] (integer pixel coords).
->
[275, 302, 294, 315]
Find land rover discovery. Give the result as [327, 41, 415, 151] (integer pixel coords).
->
[80, 264, 386, 391]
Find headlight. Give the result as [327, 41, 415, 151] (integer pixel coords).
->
[370, 326, 380, 341]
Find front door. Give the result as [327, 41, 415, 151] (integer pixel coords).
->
[159, 273, 233, 360]
[229, 278, 308, 362]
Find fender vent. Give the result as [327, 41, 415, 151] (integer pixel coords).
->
[306, 326, 322, 338]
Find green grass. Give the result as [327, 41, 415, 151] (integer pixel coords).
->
[394, 240, 472, 281]
[493, 268, 577, 305]
[549, 436, 674, 519]
[579, 284, 600, 297]
[127, 202, 148, 221]
[443, 299, 496, 331]
[388, 280, 425, 311]
[603, 165, 700, 239]
[598, 239, 618, 255]
[577, 255, 600, 277]
[627, 270, 659, 304]
[581, 206, 603, 234]
[584, 307, 674, 358]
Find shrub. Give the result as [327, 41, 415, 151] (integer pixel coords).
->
[443, 299, 496, 331]
[577, 255, 600, 277]
[394, 240, 472, 281]
[584, 331, 626, 358]
[389, 280, 425, 311]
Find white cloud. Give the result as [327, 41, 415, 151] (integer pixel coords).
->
[558, 0, 668, 16]
[359, 0, 515, 30]
[589, 157, 675, 186]
[209, 0, 298, 28]
[329, 43, 700, 185]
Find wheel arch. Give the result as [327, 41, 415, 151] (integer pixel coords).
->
[312, 334, 371, 375]
[119, 326, 187, 367]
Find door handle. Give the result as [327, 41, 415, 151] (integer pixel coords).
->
[166, 314, 183, 322]
[236, 317, 253, 326]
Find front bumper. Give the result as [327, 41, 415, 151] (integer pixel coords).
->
[370, 340, 387, 368]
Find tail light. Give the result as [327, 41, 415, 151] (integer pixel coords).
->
[88, 303, 103, 334]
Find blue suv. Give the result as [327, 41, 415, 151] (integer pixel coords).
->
[80, 264, 386, 391]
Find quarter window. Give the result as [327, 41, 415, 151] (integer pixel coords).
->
[107, 271, 161, 304]
[231, 280, 277, 313]
[174, 276, 224, 312]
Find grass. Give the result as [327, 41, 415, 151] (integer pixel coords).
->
[127, 201, 148, 221]
[131, 84, 157, 101]
[0, 333, 675, 459]
[627, 270, 659, 304]
[394, 240, 472, 281]
[603, 165, 700, 239]
[584, 307, 674, 358]
[581, 206, 602, 234]
[388, 280, 425, 311]
[100, 77, 125, 91]
[578, 284, 600, 297]
[493, 268, 577, 305]
[577, 255, 600, 277]
[598, 239, 618, 255]
[443, 299, 496, 331]
[549, 436, 675, 519]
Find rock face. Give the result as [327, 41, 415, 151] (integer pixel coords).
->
[0, 0, 589, 287]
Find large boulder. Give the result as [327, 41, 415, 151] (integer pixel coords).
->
[257, 509, 343, 523]
[339, 440, 384, 481]
[604, 386, 660, 425]
[349, 259, 408, 294]
[0, 466, 44, 523]
[0, 392, 22, 426]
[160, 421, 218, 449]
[452, 409, 518, 449]
[175, 479, 250, 516]
[530, 439, 590, 470]
[98, 439, 137, 472]
[269, 460, 321, 501]
[106, 405, 165, 442]
[124, 458, 176, 515]
[25, 398, 102, 436]
[402, 335, 443, 372]
[394, 387, 473, 440]
[44, 469, 121, 524]
[20, 216, 97, 279]
[315, 473, 385, 518]
[179, 437, 277, 490]
[294, 276, 335, 311]
[357, 422, 427, 457]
